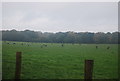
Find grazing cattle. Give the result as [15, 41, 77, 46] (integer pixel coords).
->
[13, 43, 16, 44]
[40, 44, 48, 48]
[96, 46, 98, 49]
[41, 46, 43, 48]
[61, 44, 64, 47]
[41, 44, 47, 47]
[45, 45, 47, 47]
[107, 46, 110, 49]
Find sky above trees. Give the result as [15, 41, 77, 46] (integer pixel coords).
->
[2, 2, 118, 33]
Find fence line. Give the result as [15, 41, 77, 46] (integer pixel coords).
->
[84, 60, 94, 81]
[3, 52, 94, 80]
[15, 52, 22, 79]
[2, 60, 15, 63]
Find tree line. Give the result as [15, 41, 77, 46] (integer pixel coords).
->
[1, 29, 120, 44]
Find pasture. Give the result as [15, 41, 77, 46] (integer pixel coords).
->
[2, 41, 118, 79]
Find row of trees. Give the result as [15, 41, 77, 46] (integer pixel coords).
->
[1, 29, 120, 44]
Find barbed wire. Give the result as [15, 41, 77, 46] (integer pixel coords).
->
[2, 60, 15, 63]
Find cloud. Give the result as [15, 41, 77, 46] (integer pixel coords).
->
[2, 2, 118, 32]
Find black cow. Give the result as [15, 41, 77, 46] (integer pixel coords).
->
[13, 43, 16, 44]
[61, 44, 64, 47]
[45, 45, 47, 47]
[96, 46, 98, 49]
[41, 46, 43, 48]
[107, 46, 110, 49]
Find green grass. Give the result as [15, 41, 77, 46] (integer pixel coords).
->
[2, 41, 118, 79]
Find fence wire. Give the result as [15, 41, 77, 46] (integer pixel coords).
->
[2, 60, 15, 63]
[2, 53, 95, 80]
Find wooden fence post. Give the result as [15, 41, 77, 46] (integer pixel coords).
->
[15, 52, 22, 79]
[84, 60, 94, 81]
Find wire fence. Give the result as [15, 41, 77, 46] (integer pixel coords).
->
[2, 60, 15, 63]
[2, 52, 94, 80]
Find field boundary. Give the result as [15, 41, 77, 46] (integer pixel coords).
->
[13, 52, 94, 80]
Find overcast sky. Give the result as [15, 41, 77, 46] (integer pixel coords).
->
[2, 2, 118, 32]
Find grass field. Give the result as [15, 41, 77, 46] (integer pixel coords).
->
[2, 41, 118, 79]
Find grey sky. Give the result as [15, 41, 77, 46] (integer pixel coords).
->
[2, 2, 118, 32]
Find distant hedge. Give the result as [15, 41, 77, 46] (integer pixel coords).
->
[1, 29, 120, 44]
